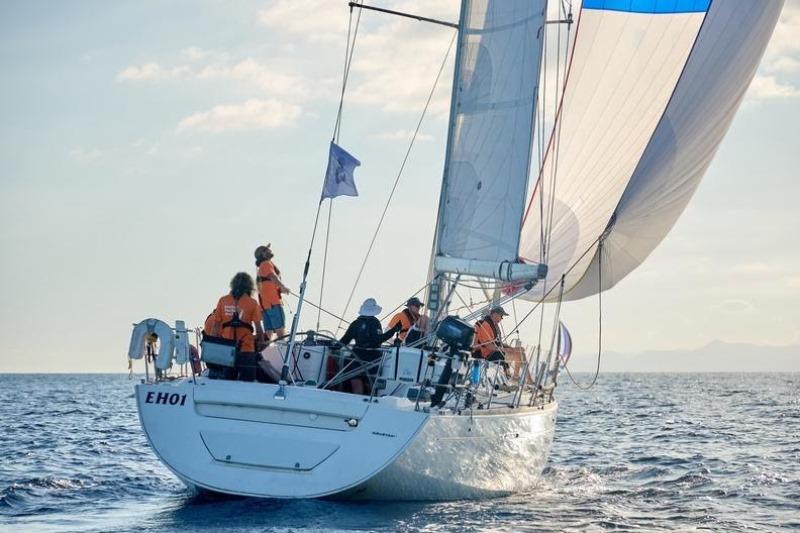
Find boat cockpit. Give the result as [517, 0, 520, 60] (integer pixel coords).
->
[129, 316, 559, 414]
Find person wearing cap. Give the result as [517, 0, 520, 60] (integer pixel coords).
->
[387, 297, 425, 345]
[473, 306, 510, 362]
[255, 244, 290, 342]
[338, 298, 402, 394]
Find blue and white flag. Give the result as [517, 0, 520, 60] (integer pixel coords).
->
[321, 141, 361, 200]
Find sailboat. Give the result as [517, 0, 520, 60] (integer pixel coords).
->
[127, 0, 783, 501]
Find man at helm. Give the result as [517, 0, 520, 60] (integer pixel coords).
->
[387, 296, 426, 345]
[473, 306, 510, 362]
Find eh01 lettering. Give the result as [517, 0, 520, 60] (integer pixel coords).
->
[145, 391, 187, 406]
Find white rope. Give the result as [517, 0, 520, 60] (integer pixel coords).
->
[335, 31, 458, 332]
[317, 3, 363, 331]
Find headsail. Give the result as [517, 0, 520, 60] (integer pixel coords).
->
[433, 0, 547, 280]
[519, 0, 784, 302]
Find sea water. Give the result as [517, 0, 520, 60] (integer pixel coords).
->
[1, 373, 797, 532]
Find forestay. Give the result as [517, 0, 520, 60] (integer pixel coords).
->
[518, 0, 783, 301]
[436, 0, 547, 268]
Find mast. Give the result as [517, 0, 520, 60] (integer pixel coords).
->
[426, 0, 549, 320]
[426, 0, 469, 319]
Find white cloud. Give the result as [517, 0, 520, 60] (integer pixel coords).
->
[68, 147, 102, 163]
[176, 98, 301, 133]
[197, 58, 326, 102]
[728, 262, 781, 275]
[257, 0, 350, 43]
[258, 0, 458, 115]
[768, 56, 800, 74]
[130, 138, 159, 156]
[764, 1, 800, 61]
[747, 75, 800, 101]
[757, 1, 800, 92]
[181, 46, 209, 61]
[117, 62, 188, 82]
[711, 299, 757, 315]
[374, 129, 433, 142]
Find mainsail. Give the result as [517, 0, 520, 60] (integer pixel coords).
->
[519, 0, 784, 301]
[433, 0, 547, 281]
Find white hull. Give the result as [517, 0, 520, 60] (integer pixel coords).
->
[344, 402, 557, 500]
[136, 377, 556, 501]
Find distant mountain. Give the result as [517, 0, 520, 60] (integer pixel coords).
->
[565, 340, 800, 373]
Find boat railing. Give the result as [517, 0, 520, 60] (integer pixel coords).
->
[133, 322, 560, 412]
[403, 348, 557, 412]
[246, 337, 559, 411]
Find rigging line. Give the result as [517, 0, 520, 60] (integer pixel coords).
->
[535, 277, 548, 351]
[317, 201, 333, 331]
[503, 233, 601, 341]
[288, 290, 350, 326]
[377, 280, 432, 322]
[541, 2, 572, 264]
[334, 30, 457, 333]
[452, 287, 472, 316]
[448, 294, 493, 316]
[564, 239, 603, 390]
[546, 275, 566, 363]
[537, 6, 549, 264]
[333, 2, 363, 141]
[442, 285, 493, 316]
[320, 2, 363, 329]
[543, 5, 564, 261]
[545, 5, 561, 260]
[511, 299, 521, 342]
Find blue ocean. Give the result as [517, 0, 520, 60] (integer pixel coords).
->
[1, 373, 797, 532]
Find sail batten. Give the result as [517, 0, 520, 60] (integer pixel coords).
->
[434, 0, 547, 272]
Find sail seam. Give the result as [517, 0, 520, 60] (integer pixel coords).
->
[568, 0, 715, 298]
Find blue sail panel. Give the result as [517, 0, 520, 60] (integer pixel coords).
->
[582, 0, 711, 14]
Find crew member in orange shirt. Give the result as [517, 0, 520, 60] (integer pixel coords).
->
[255, 244, 290, 341]
[473, 306, 509, 362]
[203, 310, 219, 337]
[211, 272, 264, 354]
[387, 297, 424, 344]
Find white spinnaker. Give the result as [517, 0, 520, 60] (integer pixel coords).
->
[562, 0, 784, 301]
[519, 5, 709, 300]
[437, 0, 546, 265]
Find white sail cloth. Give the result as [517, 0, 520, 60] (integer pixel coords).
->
[519, 0, 783, 302]
[437, 0, 547, 267]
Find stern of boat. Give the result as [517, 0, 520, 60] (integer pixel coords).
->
[135, 378, 429, 499]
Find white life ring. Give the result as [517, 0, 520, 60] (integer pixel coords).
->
[128, 318, 175, 370]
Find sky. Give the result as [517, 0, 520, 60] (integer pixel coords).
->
[0, 1, 798, 373]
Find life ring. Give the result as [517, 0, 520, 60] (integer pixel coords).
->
[128, 318, 175, 370]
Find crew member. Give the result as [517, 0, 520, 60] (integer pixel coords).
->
[211, 272, 265, 354]
[338, 298, 402, 394]
[473, 306, 510, 363]
[255, 244, 290, 341]
[387, 297, 424, 344]
[203, 310, 220, 337]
